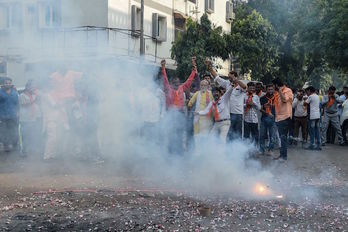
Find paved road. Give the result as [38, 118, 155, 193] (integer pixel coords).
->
[0, 144, 347, 198]
[0, 144, 347, 231]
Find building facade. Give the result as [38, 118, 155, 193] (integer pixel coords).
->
[0, 0, 234, 86]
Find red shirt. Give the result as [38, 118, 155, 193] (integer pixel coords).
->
[161, 67, 196, 110]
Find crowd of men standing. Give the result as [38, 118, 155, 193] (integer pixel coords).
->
[0, 58, 347, 162]
[158, 58, 347, 162]
[0, 69, 100, 161]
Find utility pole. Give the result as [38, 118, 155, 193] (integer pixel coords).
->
[140, 0, 145, 56]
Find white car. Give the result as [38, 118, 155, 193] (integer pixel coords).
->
[340, 99, 348, 143]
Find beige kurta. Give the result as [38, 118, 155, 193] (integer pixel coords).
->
[188, 90, 213, 135]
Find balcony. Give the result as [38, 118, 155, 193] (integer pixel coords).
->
[0, 26, 167, 64]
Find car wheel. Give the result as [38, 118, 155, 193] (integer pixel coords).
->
[343, 120, 348, 143]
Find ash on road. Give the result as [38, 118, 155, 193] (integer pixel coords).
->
[0, 145, 347, 231]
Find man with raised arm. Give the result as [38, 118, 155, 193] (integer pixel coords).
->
[205, 59, 246, 141]
[195, 60, 234, 143]
[161, 58, 197, 110]
[161, 58, 197, 155]
[272, 78, 294, 161]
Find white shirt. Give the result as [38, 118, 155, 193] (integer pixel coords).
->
[19, 92, 42, 122]
[199, 85, 233, 121]
[244, 93, 261, 123]
[215, 76, 246, 115]
[292, 98, 307, 117]
[305, 94, 320, 120]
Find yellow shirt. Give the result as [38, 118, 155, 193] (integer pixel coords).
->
[188, 91, 213, 111]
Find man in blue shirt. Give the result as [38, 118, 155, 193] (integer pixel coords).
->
[0, 77, 19, 152]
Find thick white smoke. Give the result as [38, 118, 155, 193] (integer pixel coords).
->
[2, 0, 324, 201]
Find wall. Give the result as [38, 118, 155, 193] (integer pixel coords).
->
[108, 0, 175, 66]
[61, 0, 108, 27]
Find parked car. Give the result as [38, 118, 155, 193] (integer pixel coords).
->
[340, 99, 348, 143]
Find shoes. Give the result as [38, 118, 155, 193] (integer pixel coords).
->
[273, 156, 287, 162]
[315, 146, 322, 151]
[267, 150, 274, 156]
[339, 142, 345, 146]
[20, 152, 27, 158]
[321, 143, 326, 147]
[305, 145, 315, 150]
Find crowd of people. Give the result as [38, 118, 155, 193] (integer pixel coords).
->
[156, 58, 348, 162]
[0, 68, 100, 161]
[0, 58, 347, 162]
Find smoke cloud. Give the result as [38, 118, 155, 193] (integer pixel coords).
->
[1, 0, 326, 201]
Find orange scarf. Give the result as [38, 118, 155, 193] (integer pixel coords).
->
[245, 93, 253, 114]
[173, 91, 180, 107]
[257, 91, 263, 97]
[25, 92, 37, 118]
[265, 94, 275, 115]
[208, 102, 220, 121]
[327, 96, 335, 108]
[205, 91, 210, 106]
[274, 91, 280, 113]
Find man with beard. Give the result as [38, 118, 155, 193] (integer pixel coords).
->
[188, 80, 214, 143]
[292, 89, 308, 146]
[0, 77, 19, 152]
[197, 86, 233, 143]
[321, 86, 345, 146]
[272, 78, 293, 161]
[304, 86, 321, 150]
[19, 80, 42, 157]
[259, 84, 276, 156]
[204, 59, 246, 141]
[161, 58, 197, 155]
[243, 82, 261, 144]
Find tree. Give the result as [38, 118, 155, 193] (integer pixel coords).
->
[227, 10, 279, 82]
[239, 0, 348, 89]
[171, 14, 229, 80]
[300, 0, 348, 72]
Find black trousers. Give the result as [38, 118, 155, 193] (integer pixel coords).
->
[20, 120, 43, 155]
[0, 118, 19, 150]
[244, 121, 259, 144]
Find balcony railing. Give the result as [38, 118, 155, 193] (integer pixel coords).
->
[0, 26, 166, 63]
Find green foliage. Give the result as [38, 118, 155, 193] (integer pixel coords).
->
[228, 10, 279, 82]
[171, 14, 229, 80]
[171, 1, 348, 89]
[240, 0, 348, 89]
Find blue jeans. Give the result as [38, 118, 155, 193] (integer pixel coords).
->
[276, 118, 290, 159]
[227, 114, 243, 141]
[260, 116, 275, 153]
[309, 119, 321, 147]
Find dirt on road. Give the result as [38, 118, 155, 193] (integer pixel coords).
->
[0, 145, 347, 231]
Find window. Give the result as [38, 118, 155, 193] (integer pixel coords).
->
[152, 13, 167, 42]
[226, 1, 234, 23]
[0, 3, 22, 30]
[174, 14, 186, 41]
[205, 0, 214, 14]
[38, 1, 61, 28]
[0, 61, 6, 75]
[0, 5, 10, 29]
[131, 5, 141, 37]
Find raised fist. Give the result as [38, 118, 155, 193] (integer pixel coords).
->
[204, 58, 211, 67]
[161, 59, 166, 67]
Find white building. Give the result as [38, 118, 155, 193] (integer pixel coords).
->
[0, 0, 234, 86]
